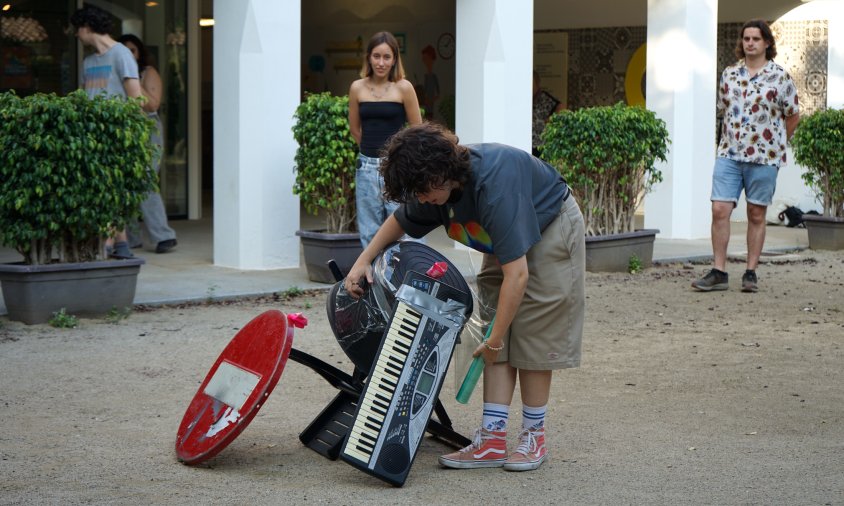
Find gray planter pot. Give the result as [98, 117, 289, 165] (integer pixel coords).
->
[296, 230, 363, 284]
[0, 258, 144, 325]
[802, 215, 844, 250]
[585, 229, 660, 272]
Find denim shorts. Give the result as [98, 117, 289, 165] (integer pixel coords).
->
[710, 157, 778, 206]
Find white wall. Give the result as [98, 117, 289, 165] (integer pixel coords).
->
[644, 0, 718, 239]
[213, 0, 300, 269]
[456, 0, 533, 149]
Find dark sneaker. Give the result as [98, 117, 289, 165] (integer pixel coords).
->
[741, 270, 758, 293]
[110, 241, 135, 259]
[155, 239, 177, 254]
[691, 269, 728, 291]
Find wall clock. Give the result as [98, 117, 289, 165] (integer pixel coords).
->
[437, 32, 455, 60]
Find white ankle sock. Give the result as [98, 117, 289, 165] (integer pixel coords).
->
[482, 402, 509, 432]
[522, 403, 546, 431]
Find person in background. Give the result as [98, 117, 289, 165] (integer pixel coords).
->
[532, 70, 565, 158]
[348, 31, 422, 248]
[420, 45, 440, 121]
[71, 5, 140, 260]
[692, 19, 799, 293]
[118, 33, 177, 254]
[344, 122, 586, 472]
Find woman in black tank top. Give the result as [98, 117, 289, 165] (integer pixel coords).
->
[348, 31, 422, 247]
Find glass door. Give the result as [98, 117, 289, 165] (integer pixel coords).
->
[1, 0, 189, 218]
[0, 0, 79, 96]
[103, 0, 189, 218]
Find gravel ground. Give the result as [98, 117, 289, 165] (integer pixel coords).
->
[1, 250, 842, 505]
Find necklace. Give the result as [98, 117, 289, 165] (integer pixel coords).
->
[367, 80, 392, 99]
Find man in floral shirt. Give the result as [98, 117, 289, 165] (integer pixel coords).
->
[693, 19, 800, 293]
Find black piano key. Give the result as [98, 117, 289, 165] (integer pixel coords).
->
[382, 377, 397, 388]
[396, 314, 417, 325]
[398, 328, 415, 339]
[384, 367, 400, 378]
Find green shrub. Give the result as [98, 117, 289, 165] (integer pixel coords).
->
[438, 94, 456, 131]
[292, 92, 358, 233]
[0, 90, 156, 264]
[49, 308, 78, 328]
[792, 108, 844, 218]
[628, 253, 643, 274]
[541, 103, 670, 235]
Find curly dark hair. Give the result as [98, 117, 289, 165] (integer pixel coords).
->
[380, 122, 471, 203]
[70, 6, 113, 35]
[735, 19, 777, 61]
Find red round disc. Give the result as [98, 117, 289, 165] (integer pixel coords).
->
[175, 310, 294, 464]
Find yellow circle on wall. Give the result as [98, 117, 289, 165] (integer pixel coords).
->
[625, 43, 647, 107]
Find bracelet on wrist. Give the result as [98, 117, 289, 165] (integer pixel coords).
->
[483, 341, 504, 352]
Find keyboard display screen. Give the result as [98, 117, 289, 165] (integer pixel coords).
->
[416, 371, 434, 395]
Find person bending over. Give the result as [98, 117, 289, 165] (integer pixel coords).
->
[344, 122, 586, 472]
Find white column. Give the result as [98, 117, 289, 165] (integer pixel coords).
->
[644, 0, 717, 239]
[455, 0, 533, 150]
[830, 13, 844, 109]
[213, 0, 300, 269]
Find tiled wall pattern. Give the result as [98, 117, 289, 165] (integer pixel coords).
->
[546, 20, 828, 114]
[723, 20, 828, 117]
[562, 26, 648, 108]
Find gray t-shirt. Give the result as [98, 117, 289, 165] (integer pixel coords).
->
[81, 43, 138, 99]
[394, 143, 569, 264]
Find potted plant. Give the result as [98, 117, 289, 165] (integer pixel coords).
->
[791, 107, 844, 250]
[0, 90, 156, 324]
[541, 102, 670, 271]
[292, 92, 362, 283]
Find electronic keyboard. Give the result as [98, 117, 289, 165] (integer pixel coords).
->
[340, 270, 469, 486]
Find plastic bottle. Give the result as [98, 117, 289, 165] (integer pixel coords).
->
[455, 316, 495, 404]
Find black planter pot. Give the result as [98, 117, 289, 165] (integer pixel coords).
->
[802, 215, 844, 251]
[585, 229, 660, 272]
[296, 230, 363, 284]
[0, 258, 145, 325]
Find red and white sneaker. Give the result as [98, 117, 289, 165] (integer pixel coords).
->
[438, 428, 508, 469]
[503, 427, 546, 471]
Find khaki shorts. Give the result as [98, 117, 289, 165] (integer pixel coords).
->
[477, 197, 585, 370]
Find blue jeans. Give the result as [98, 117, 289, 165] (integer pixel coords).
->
[355, 154, 424, 248]
[127, 114, 176, 247]
[710, 157, 778, 207]
[356, 154, 400, 247]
